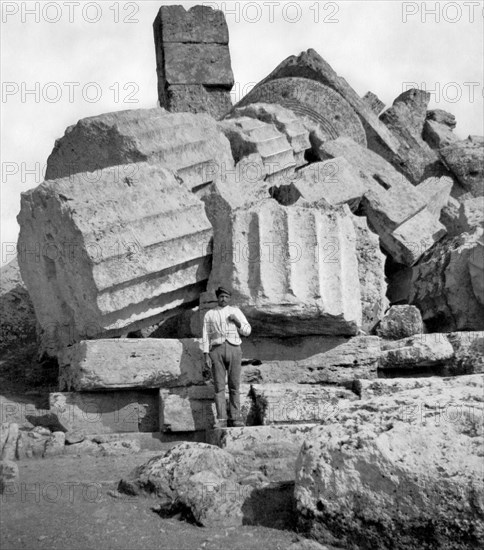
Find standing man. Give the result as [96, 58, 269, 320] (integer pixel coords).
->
[202, 286, 251, 428]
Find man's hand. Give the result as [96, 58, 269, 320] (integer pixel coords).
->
[227, 314, 241, 328]
[204, 353, 212, 370]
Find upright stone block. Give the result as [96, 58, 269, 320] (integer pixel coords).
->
[153, 5, 234, 119]
[208, 199, 362, 336]
[18, 163, 213, 354]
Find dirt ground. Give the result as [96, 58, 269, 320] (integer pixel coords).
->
[0, 346, 321, 550]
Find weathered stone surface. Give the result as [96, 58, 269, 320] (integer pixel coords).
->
[469, 239, 484, 305]
[362, 91, 385, 115]
[352, 215, 388, 333]
[248, 384, 357, 425]
[295, 376, 484, 550]
[426, 109, 456, 128]
[43, 431, 66, 457]
[423, 119, 459, 150]
[64, 430, 85, 445]
[416, 176, 453, 219]
[235, 76, 367, 147]
[99, 439, 140, 455]
[118, 442, 244, 527]
[242, 337, 380, 386]
[18, 162, 213, 354]
[25, 410, 72, 433]
[49, 390, 159, 433]
[245, 49, 423, 175]
[0, 257, 36, 352]
[45, 109, 234, 192]
[440, 136, 484, 197]
[445, 331, 484, 375]
[380, 89, 448, 183]
[207, 198, 362, 336]
[319, 137, 446, 265]
[1, 423, 18, 461]
[64, 439, 100, 456]
[153, 6, 233, 119]
[273, 158, 365, 209]
[377, 305, 423, 340]
[58, 339, 203, 391]
[410, 227, 484, 331]
[218, 117, 296, 183]
[15, 429, 49, 460]
[228, 103, 312, 167]
[0, 460, 19, 493]
[159, 385, 217, 432]
[379, 333, 454, 371]
[354, 376, 446, 400]
[458, 196, 484, 233]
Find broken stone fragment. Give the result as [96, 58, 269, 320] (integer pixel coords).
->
[0, 460, 19, 493]
[440, 136, 484, 197]
[43, 431, 66, 457]
[58, 339, 204, 391]
[207, 198, 362, 336]
[319, 137, 446, 265]
[235, 76, 367, 148]
[362, 91, 386, 115]
[416, 176, 453, 219]
[227, 103, 311, 167]
[379, 88, 449, 183]
[423, 119, 459, 150]
[426, 109, 456, 128]
[376, 305, 423, 340]
[410, 227, 484, 331]
[18, 162, 213, 355]
[153, 5, 234, 119]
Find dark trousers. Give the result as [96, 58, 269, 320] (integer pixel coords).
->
[209, 341, 242, 420]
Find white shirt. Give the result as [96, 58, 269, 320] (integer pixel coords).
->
[202, 305, 251, 353]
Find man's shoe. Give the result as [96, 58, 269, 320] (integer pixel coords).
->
[231, 420, 245, 428]
[213, 419, 227, 429]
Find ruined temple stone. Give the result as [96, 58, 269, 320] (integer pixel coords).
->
[159, 385, 217, 432]
[49, 391, 159, 433]
[377, 305, 423, 340]
[0, 257, 36, 352]
[242, 337, 380, 386]
[469, 239, 484, 306]
[458, 196, 484, 233]
[0, 460, 19, 492]
[207, 198, 362, 336]
[426, 109, 456, 128]
[362, 91, 385, 115]
[58, 339, 204, 391]
[218, 117, 296, 183]
[416, 176, 453, 218]
[295, 376, 484, 549]
[154, 5, 234, 119]
[354, 376, 448, 400]
[0, 423, 18, 461]
[119, 442, 243, 527]
[445, 332, 484, 375]
[248, 384, 357, 425]
[440, 136, 484, 197]
[379, 333, 454, 371]
[43, 431, 66, 457]
[319, 137, 446, 265]
[244, 49, 431, 175]
[352, 215, 388, 333]
[275, 158, 365, 209]
[227, 103, 311, 168]
[423, 119, 459, 150]
[18, 163, 213, 354]
[235, 76, 367, 148]
[440, 196, 461, 236]
[410, 227, 484, 332]
[45, 109, 234, 193]
[380, 89, 449, 183]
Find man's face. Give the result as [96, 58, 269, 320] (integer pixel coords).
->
[217, 292, 231, 307]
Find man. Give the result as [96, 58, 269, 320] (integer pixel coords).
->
[202, 286, 251, 429]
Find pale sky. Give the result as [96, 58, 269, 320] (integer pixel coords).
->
[1, 0, 483, 266]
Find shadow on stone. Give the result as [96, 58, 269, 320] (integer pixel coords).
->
[242, 481, 297, 530]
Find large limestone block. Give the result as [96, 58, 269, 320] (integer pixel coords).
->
[208, 199, 362, 336]
[423, 119, 459, 150]
[319, 137, 446, 265]
[379, 89, 448, 183]
[469, 239, 484, 305]
[18, 163, 213, 354]
[410, 227, 484, 331]
[273, 158, 365, 210]
[440, 136, 484, 197]
[295, 376, 484, 549]
[227, 103, 311, 167]
[0, 257, 36, 352]
[458, 196, 484, 233]
[352, 216, 388, 332]
[416, 176, 453, 219]
[376, 305, 423, 340]
[58, 339, 204, 391]
[235, 76, 367, 148]
[354, 376, 446, 400]
[362, 91, 386, 115]
[45, 109, 234, 193]
[242, 336, 381, 386]
[218, 117, 296, 183]
[153, 5, 233, 119]
[49, 391, 158, 434]
[243, 49, 417, 174]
